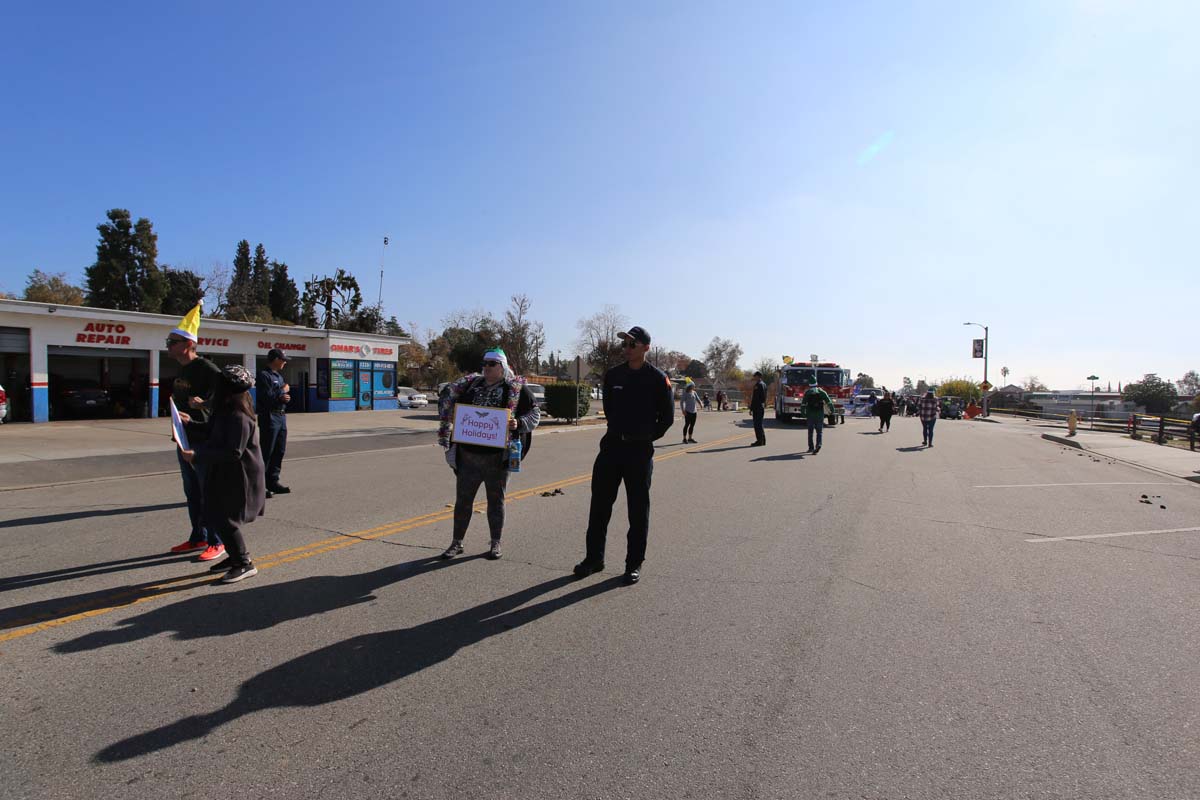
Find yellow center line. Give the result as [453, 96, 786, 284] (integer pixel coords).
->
[0, 431, 751, 645]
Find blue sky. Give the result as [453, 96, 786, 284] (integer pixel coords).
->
[2, 1, 1196, 391]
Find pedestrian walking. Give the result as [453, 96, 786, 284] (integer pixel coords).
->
[803, 382, 833, 454]
[702, 391, 711, 411]
[179, 365, 266, 584]
[680, 380, 700, 443]
[918, 389, 939, 447]
[256, 348, 291, 498]
[164, 303, 226, 562]
[437, 349, 540, 561]
[876, 391, 896, 432]
[749, 371, 767, 446]
[574, 326, 674, 585]
[715, 389, 725, 411]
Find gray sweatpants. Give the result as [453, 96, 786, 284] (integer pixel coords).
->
[453, 447, 510, 542]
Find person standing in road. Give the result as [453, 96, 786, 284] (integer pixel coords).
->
[750, 371, 767, 446]
[256, 348, 291, 497]
[574, 325, 674, 585]
[876, 391, 896, 432]
[437, 349, 540, 561]
[165, 303, 225, 563]
[179, 365, 266, 584]
[918, 390, 939, 447]
[680, 380, 700, 444]
[803, 382, 833, 454]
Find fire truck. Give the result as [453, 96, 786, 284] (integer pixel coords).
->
[774, 361, 851, 424]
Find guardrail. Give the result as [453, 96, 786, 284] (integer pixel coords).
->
[989, 408, 1196, 450]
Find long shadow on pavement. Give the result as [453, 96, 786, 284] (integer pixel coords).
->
[53, 555, 478, 653]
[1, 552, 197, 594]
[94, 573, 622, 763]
[750, 453, 807, 462]
[895, 446, 927, 453]
[0, 502, 186, 530]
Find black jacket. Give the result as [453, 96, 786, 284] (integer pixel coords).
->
[750, 380, 767, 411]
[193, 411, 267, 528]
[255, 369, 288, 416]
[601, 362, 674, 446]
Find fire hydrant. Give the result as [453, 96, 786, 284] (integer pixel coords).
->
[1067, 409, 1078, 436]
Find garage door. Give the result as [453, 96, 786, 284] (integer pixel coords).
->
[0, 327, 30, 352]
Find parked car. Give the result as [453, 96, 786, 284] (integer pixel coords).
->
[0, 383, 8, 423]
[51, 378, 113, 418]
[396, 386, 428, 408]
[526, 383, 546, 411]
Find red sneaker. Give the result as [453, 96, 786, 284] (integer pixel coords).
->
[197, 544, 226, 562]
[170, 540, 207, 554]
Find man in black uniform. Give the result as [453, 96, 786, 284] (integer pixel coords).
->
[750, 370, 767, 446]
[574, 325, 674, 585]
[256, 348, 291, 497]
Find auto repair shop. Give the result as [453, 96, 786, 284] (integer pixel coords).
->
[0, 298, 409, 423]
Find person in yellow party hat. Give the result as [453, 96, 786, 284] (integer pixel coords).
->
[164, 301, 227, 562]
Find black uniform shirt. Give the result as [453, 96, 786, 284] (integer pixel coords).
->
[172, 356, 221, 443]
[601, 362, 674, 446]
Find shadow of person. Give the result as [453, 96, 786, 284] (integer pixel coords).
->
[1, 552, 197, 594]
[0, 502, 187, 531]
[857, 431, 883, 436]
[95, 574, 621, 763]
[55, 555, 479, 654]
[750, 453, 806, 462]
[895, 446, 926, 453]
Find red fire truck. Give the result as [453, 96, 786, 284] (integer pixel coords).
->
[774, 361, 851, 424]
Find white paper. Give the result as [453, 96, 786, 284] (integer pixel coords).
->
[450, 403, 510, 449]
[169, 398, 190, 451]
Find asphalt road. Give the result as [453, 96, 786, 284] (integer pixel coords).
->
[3, 413, 1200, 799]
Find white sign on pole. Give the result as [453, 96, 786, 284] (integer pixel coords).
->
[451, 404, 510, 449]
[972, 339, 984, 358]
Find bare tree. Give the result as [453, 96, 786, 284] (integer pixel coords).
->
[201, 261, 231, 317]
[702, 337, 744, 388]
[647, 345, 675, 373]
[498, 294, 546, 375]
[576, 304, 629, 376]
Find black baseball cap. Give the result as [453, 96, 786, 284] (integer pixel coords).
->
[266, 348, 287, 362]
[617, 326, 651, 345]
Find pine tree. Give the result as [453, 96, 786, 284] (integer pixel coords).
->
[268, 260, 300, 323]
[251, 243, 270, 307]
[84, 209, 166, 312]
[226, 239, 253, 318]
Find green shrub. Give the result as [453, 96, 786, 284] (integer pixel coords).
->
[546, 382, 591, 418]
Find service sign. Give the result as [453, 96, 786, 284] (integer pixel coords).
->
[451, 404, 510, 449]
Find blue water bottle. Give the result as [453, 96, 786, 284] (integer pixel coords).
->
[508, 436, 522, 472]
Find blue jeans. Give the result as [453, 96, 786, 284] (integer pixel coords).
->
[177, 447, 219, 546]
[807, 412, 824, 450]
[922, 419, 936, 444]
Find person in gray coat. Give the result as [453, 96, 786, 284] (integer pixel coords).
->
[181, 364, 267, 584]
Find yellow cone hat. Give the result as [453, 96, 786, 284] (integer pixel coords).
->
[170, 301, 203, 342]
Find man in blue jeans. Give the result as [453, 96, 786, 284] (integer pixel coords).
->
[918, 390, 940, 447]
[803, 383, 832, 454]
[256, 348, 292, 496]
[164, 304, 225, 562]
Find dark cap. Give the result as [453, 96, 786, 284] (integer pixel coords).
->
[617, 326, 651, 345]
[754, 371, 762, 378]
[266, 348, 287, 362]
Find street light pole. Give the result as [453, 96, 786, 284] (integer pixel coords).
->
[1087, 374, 1099, 430]
[964, 321, 989, 416]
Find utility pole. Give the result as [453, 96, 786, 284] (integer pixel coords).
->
[964, 322, 989, 415]
[379, 236, 388, 307]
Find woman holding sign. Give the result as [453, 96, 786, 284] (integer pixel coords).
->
[437, 349, 540, 560]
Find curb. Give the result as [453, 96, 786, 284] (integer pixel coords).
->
[1041, 433, 1200, 484]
